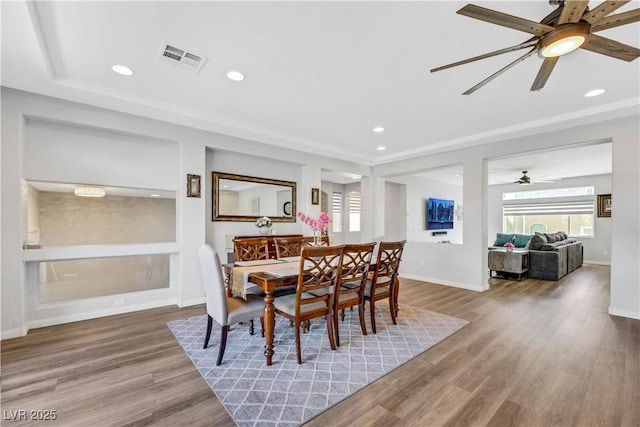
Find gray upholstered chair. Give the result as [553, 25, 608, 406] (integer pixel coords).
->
[197, 245, 265, 366]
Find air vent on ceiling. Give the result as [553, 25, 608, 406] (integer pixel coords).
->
[157, 42, 207, 74]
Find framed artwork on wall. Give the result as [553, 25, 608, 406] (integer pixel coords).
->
[426, 197, 455, 230]
[187, 174, 201, 198]
[311, 188, 320, 205]
[597, 194, 611, 217]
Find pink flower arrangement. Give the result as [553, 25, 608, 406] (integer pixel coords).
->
[503, 243, 515, 248]
[297, 211, 330, 232]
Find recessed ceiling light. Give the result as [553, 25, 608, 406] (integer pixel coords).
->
[112, 64, 133, 76]
[150, 194, 160, 198]
[376, 146, 386, 151]
[227, 70, 245, 81]
[373, 126, 385, 133]
[584, 89, 605, 97]
[453, 173, 462, 177]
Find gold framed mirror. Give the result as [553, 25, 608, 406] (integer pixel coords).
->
[212, 172, 296, 222]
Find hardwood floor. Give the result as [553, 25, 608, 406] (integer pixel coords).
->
[1, 264, 638, 426]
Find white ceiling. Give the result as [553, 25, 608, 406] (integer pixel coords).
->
[414, 141, 612, 185]
[2, 1, 638, 170]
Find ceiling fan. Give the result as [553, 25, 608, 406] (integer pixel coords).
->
[430, 0, 640, 94]
[512, 170, 559, 185]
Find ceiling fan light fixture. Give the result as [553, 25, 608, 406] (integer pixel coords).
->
[539, 23, 590, 58]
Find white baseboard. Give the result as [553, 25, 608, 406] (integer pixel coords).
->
[1, 327, 26, 340]
[180, 297, 206, 307]
[399, 273, 487, 292]
[15, 299, 179, 337]
[583, 260, 611, 266]
[608, 306, 640, 320]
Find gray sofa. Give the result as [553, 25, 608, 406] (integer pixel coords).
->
[527, 231, 583, 280]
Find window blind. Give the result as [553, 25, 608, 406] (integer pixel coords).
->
[503, 201, 594, 216]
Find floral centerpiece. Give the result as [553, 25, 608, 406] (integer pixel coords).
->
[297, 211, 329, 245]
[503, 242, 515, 252]
[255, 216, 272, 235]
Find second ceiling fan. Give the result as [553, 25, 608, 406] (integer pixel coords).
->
[430, 0, 640, 94]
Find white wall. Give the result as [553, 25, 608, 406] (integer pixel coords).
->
[2, 88, 638, 339]
[374, 115, 639, 318]
[206, 149, 305, 261]
[383, 181, 406, 242]
[488, 174, 613, 264]
[1, 88, 368, 338]
[390, 174, 463, 244]
[24, 119, 178, 191]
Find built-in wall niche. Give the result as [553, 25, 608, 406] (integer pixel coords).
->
[26, 181, 176, 247]
[38, 254, 170, 303]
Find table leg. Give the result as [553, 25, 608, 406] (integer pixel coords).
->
[263, 290, 275, 365]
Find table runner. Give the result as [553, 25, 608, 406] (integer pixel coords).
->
[231, 259, 301, 298]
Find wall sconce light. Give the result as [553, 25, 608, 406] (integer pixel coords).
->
[74, 186, 106, 198]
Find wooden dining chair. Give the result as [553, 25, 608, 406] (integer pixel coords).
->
[233, 237, 269, 261]
[332, 242, 376, 346]
[197, 245, 265, 366]
[363, 240, 406, 334]
[273, 245, 344, 364]
[274, 236, 304, 258]
[302, 235, 330, 246]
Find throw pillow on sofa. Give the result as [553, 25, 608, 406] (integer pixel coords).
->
[530, 232, 547, 250]
[494, 233, 514, 247]
[513, 234, 532, 248]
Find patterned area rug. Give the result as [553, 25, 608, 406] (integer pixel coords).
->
[168, 303, 469, 427]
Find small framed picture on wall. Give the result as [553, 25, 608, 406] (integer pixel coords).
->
[597, 194, 611, 217]
[311, 188, 320, 205]
[187, 174, 201, 198]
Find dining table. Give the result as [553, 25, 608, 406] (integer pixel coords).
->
[222, 255, 401, 366]
[222, 257, 301, 366]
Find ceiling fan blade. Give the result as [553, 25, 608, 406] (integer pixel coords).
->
[430, 39, 538, 73]
[457, 4, 554, 36]
[581, 34, 640, 61]
[583, 0, 630, 24]
[462, 47, 537, 95]
[591, 8, 640, 32]
[531, 57, 559, 92]
[558, 0, 590, 24]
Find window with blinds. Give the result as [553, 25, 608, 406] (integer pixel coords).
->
[348, 191, 361, 232]
[503, 200, 595, 237]
[332, 192, 342, 233]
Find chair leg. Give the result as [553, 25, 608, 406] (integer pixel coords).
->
[358, 301, 367, 336]
[260, 316, 265, 338]
[369, 298, 377, 334]
[204, 315, 213, 349]
[394, 278, 400, 316]
[295, 321, 302, 364]
[389, 296, 397, 325]
[326, 312, 336, 351]
[249, 319, 255, 335]
[333, 307, 341, 347]
[216, 325, 229, 366]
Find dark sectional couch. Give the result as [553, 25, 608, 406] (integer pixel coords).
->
[527, 231, 583, 280]
[491, 231, 583, 281]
